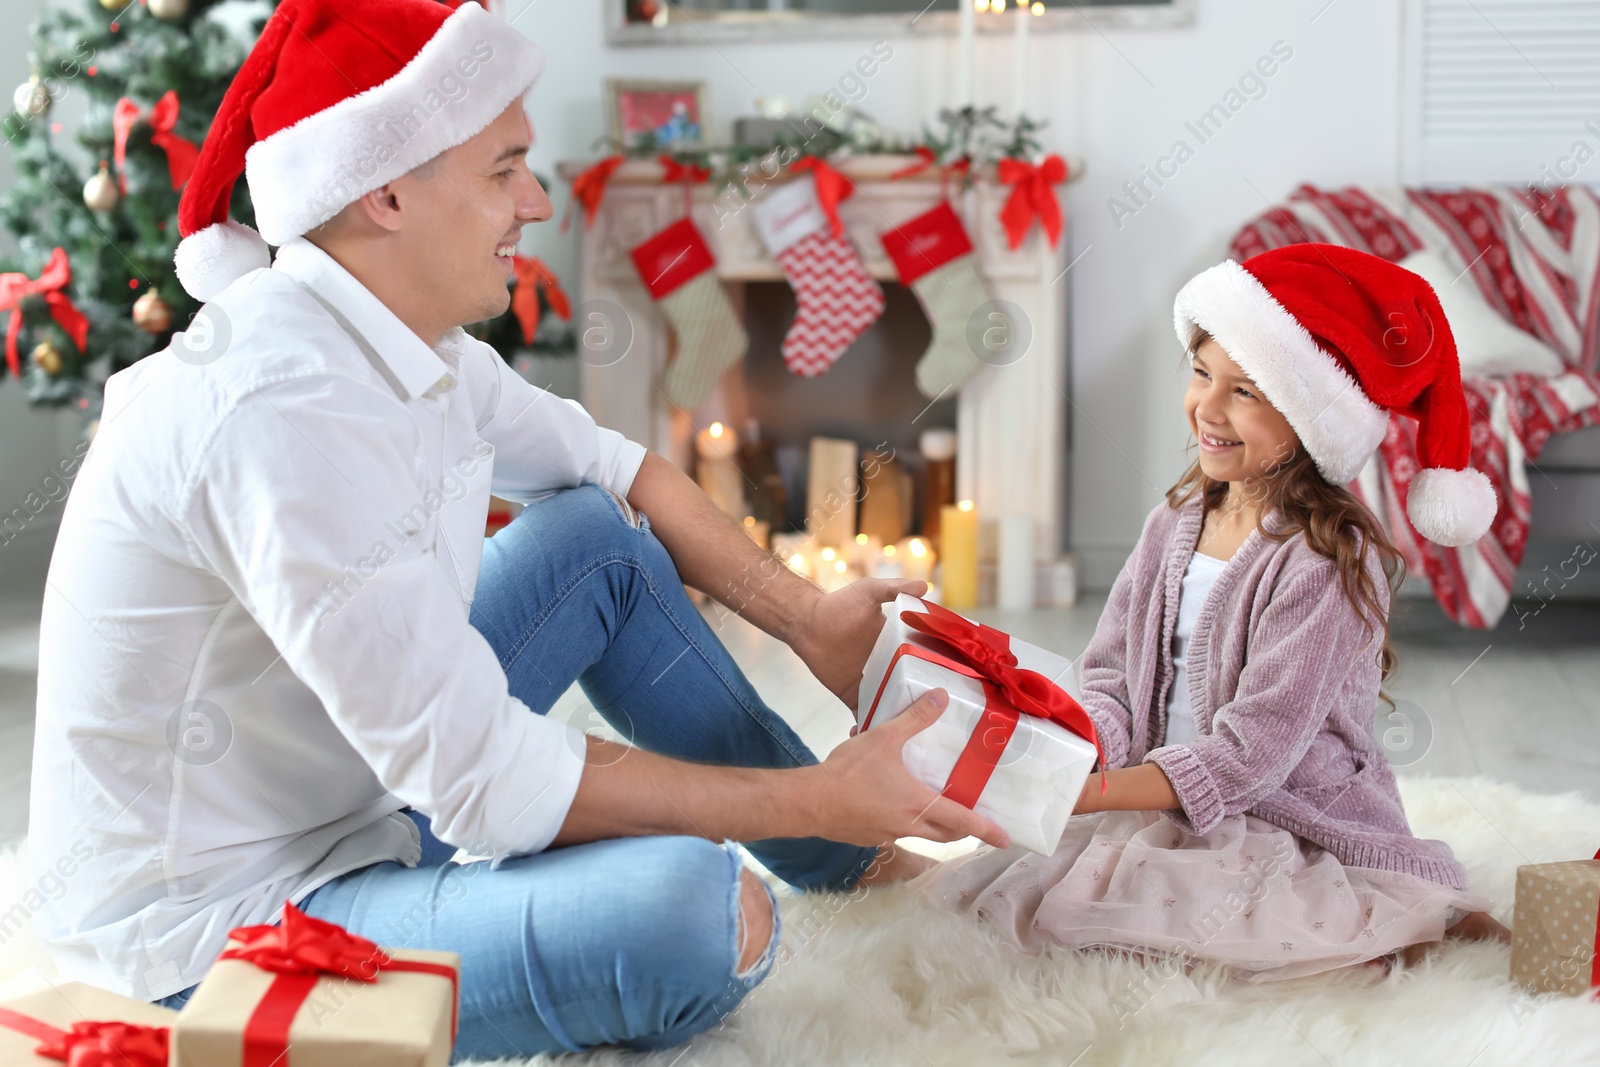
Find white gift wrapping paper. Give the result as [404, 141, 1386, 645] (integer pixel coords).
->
[856, 594, 1099, 855]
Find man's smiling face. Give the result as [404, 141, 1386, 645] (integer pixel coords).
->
[387, 101, 553, 332]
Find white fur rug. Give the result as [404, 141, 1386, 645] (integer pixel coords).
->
[5, 777, 1600, 1066]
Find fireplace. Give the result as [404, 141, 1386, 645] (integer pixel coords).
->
[554, 155, 1078, 605]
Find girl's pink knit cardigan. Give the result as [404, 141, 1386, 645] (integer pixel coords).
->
[1078, 492, 1470, 891]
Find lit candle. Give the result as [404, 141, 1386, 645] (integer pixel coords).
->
[939, 499, 979, 609]
[997, 513, 1034, 611]
[849, 531, 882, 568]
[696, 422, 746, 521]
[956, 0, 977, 108]
[1013, 0, 1031, 118]
[871, 542, 905, 580]
[786, 551, 811, 579]
[820, 556, 854, 594]
[896, 535, 935, 584]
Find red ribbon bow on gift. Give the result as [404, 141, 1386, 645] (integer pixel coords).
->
[0, 1008, 169, 1067]
[560, 154, 625, 234]
[0, 247, 89, 379]
[510, 255, 571, 345]
[112, 91, 200, 195]
[220, 900, 459, 1067]
[864, 598, 1106, 809]
[788, 155, 854, 240]
[997, 153, 1068, 251]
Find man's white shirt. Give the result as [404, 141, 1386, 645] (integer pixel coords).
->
[27, 237, 647, 999]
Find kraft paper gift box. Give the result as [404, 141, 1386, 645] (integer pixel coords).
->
[0, 981, 176, 1065]
[170, 899, 460, 1067]
[1510, 852, 1600, 997]
[856, 593, 1102, 855]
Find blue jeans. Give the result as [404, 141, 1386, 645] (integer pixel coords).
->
[157, 484, 877, 1059]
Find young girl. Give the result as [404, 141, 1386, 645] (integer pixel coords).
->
[912, 244, 1510, 980]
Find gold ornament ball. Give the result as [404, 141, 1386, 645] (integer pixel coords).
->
[13, 75, 51, 118]
[97, 0, 121, 9]
[132, 290, 173, 334]
[148, 0, 188, 17]
[30, 339, 63, 376]
[84, 164, 119, 212]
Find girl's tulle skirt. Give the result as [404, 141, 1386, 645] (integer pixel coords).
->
[909, 809, 1492, 981]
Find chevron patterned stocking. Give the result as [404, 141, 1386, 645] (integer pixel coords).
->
[752, 174, 885, 378]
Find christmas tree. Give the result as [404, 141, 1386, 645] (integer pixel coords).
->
[1, 0, 571, 430]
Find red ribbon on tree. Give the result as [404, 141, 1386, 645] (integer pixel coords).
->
[218, 900, 459, 1067]
[0, 247, 89, 378]
[112, 91, 200, 194]
[0, 1007, 169, 1067]
[560, 154, 625, 234]
[997, 153, 1068, 251]
[788, 155, 854, 240]
[861, 599, 1106, 808]
[510, 255, 571, 345]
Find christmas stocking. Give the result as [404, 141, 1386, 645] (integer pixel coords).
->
[880, 200, 994, 399]
[630, 217, 749, 411]
[750, 174, 885, 377]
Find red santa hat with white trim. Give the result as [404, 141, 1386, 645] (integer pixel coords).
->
[174, 0, 544, 301]
[1173, 243, 1496, 548]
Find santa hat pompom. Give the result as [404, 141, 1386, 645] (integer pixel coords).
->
[174, 220, 271, 301]
[1406, 465, 1496, 547]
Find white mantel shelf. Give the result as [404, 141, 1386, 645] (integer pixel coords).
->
[556, 153, 1081, 605]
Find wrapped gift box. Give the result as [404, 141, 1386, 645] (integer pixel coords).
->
[856, 593, 1101, 855]
[0, 981, 175, 1065]
[1510, 854, 1600, 997]
[171, 901, 460, 1067]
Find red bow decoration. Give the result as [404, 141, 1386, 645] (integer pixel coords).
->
[35, 1021, 171, 1067]
[997, 153, 1068, 251]
[0, 247, 89, 379]
[560, 154, 625, 234]
[788, 155, 854, 240]
[864, 599, 1105, 808]
[510, 255, 571, 345]
[220, 901, 459, 1067]
[0, 1007, 169, 1067]
[112, 91, 199, 195]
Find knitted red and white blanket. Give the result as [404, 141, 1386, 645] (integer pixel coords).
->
[1230, 184, 1600, 629]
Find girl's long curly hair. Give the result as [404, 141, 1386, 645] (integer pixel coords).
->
[1167, 329, 1406, 711]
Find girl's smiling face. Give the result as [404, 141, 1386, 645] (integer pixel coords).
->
[1185, 336, 1302, 491]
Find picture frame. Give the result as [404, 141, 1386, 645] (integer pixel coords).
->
[604, 78, 710, 151]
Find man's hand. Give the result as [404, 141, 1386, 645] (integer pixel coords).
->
[805, 688, 1010, 849]
[790, 576, 929, 711]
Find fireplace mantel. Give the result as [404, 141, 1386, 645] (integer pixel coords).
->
[555, 154, 1080, 604]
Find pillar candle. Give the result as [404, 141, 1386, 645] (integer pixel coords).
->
[920, 428, 957, 551]
[742, 515, 771, 550]
[871, 543, 906, 580]
[696, 422, 746, 521]
[997, 513, 1034, 611]
[896, 535, 935, 584]
[938, 500, 979, 609]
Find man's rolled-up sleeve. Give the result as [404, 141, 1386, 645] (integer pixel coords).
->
[474, 347, 647, 502]
[179, 373, 587, 860]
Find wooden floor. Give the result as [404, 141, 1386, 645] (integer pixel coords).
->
[3, 526, 1599, 850]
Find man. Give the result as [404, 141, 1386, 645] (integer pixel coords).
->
[28, 0, 1006, 1057]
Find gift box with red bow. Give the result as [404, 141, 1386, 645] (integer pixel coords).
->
[1510, 850, 1600, 997]
[856, 594, 1102, 855]
[0, 981, 175, 1066]
[170, 900, 459, 1067]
